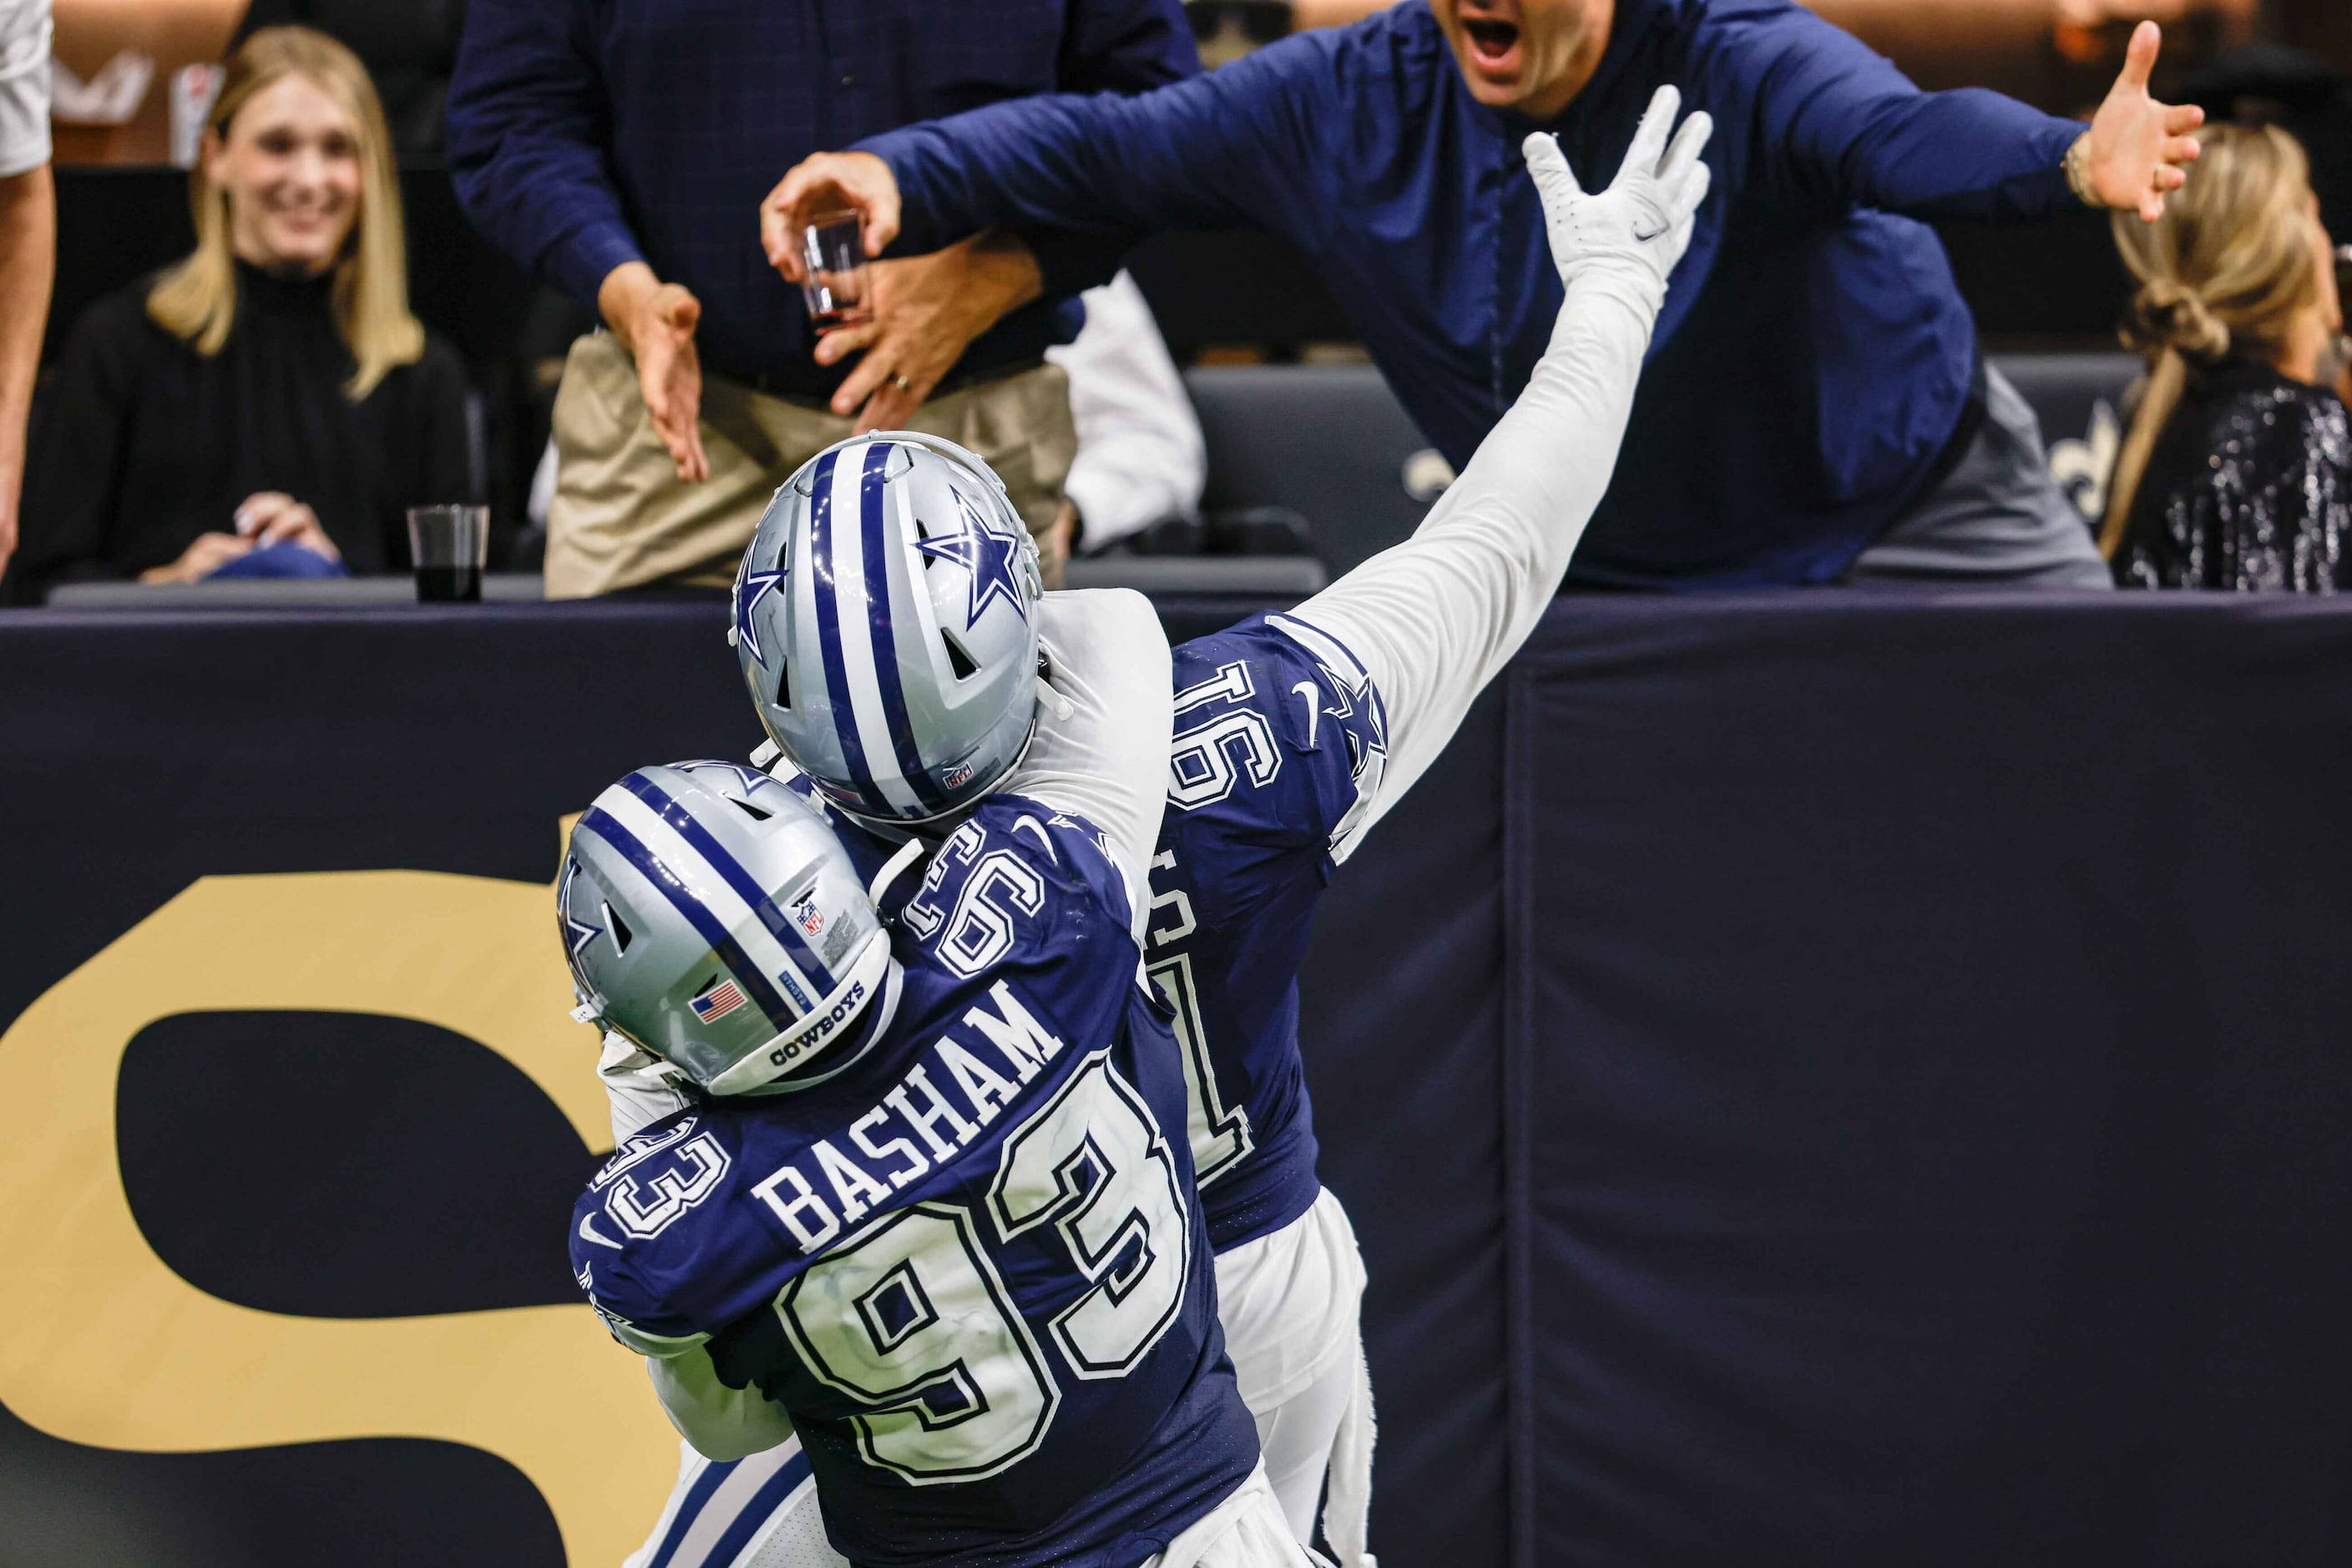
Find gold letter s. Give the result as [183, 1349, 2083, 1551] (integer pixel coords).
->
[0, 870, 678, 1565]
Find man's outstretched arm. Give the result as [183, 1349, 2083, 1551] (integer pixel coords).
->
[761, 41, 1335, 276]
[1729, 10, 2202, 225]
[1287, 88, 1713, 857]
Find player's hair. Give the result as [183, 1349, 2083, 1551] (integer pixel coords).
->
[147, 26, 423, 401]
[2101, 124, 2325, 557]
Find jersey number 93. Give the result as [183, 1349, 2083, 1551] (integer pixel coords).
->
[776, 1054, 1192, 1484]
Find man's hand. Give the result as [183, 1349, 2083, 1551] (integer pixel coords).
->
[234, 492, 341, 561]
[1523, 86, 1712, 313]
[1039, 498, 1077, 586]
[815, 233, 1044, 432]
[599, 261, 711, 483]
[139, 532, 255, 584]
[0, 478, 18, 584]
[2074, 21, 2204, 224]
[761, 153, 903, 283]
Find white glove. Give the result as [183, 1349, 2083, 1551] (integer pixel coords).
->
[1524, 84, 1713, 319]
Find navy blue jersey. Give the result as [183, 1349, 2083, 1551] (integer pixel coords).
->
[571, 799, 1257, 1568]
[779, 613, 1389, 1256]
[1147, 614, 1388, 1251]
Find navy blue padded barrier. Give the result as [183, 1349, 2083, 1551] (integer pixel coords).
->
[3, 594, 2349, 1567]
[1508, 593, 2352, 1568]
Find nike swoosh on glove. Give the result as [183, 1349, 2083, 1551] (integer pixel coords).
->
[1525, 84, 1713, 321]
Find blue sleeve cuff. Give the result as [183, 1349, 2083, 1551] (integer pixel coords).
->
[548, 220, 648, 314]
[1023, 225, 1136, 301]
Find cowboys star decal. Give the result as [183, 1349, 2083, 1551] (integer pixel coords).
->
[678, 760, 785, 798]
[734, 563, 788, 668]
[557, 859, 602, 959]
[914, 492, 1029, 625]
[1315, 659, 1388, 779]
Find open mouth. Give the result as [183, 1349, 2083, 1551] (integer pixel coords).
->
[1462, 18, 1522, 72]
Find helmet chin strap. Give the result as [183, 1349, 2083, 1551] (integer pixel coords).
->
[867, 837, 928, 908]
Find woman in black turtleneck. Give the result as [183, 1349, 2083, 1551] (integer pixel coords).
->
[11, 27, 471, 599]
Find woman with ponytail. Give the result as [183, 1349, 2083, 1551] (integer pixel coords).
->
[2104, 123, 2348, 589]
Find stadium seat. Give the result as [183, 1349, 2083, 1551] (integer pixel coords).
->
[1990, 352, 2140, 523]
[1182, 363, 1437, 575]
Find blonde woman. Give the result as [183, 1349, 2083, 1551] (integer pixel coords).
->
[13, 26, 473, 598]
[2104, 123, 2348, 589]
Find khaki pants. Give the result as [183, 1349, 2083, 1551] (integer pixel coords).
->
[545, 331, 1077, 599]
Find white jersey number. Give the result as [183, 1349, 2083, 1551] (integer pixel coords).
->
[777, 1054, 1190, 1481]
[1146, 945, 1254, 1188]
[992, 1055, 1191, 1375]
[902, 824, 1049, 979]
[778, 1205, 1055, 1484]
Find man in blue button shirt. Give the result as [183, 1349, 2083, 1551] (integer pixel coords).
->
[763, 1, 2208, 588]
[443, 0, 1195, 597]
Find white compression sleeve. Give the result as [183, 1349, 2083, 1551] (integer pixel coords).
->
[1286, 275, 1657, 858]
[1006, 589, 1175, 933]
[645, 1344, 798, 1462]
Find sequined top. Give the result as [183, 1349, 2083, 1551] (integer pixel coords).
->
[2113, 358, 2352, 592]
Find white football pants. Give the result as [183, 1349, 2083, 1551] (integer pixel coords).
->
[1143, 1464, 1322, 1568]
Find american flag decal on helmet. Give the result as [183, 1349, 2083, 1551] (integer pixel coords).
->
[690, 979, 747, 1024]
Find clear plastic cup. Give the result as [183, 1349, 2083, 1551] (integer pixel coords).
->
[406, 505, 489, 603]
[800, 211, 873, 331]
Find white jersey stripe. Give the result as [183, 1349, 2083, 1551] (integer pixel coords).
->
[1266, 614, 1369, 688]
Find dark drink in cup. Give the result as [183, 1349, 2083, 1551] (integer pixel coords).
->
[407, 505, 489, 603]
[416, 564, 484, 602]
[800, 213, 873, 331]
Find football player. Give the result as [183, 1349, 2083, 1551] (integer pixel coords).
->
[613, 87, 1713, 1568]
[561, 594, 1325, 1566]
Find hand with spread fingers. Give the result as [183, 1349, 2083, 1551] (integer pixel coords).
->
[1523, 84, 1713, 313]
[598, 261, 711, 483]
[2071, 20, 2205, 225]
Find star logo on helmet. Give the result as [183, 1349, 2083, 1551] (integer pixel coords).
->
[734, 564, 789, 668]
[915, 492, 1029, 626]
[680, 760, 785, 798]
[557, 859, 603, 958]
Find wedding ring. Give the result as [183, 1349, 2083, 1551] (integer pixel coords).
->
[888, 372, 913, 392]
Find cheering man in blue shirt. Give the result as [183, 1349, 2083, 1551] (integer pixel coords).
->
[764, 1, 2208, 589]
[445, 0, 1196, 597]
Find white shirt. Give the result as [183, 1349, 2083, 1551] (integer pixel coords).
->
[1047, 271, 1206, 551]
[0, 0, 49, 179]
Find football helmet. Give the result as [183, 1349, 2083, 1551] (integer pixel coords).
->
[559, 761, 893, 1095]
[731, 432, 1041, 828]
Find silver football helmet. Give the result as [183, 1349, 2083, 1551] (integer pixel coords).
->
[559, 761, 893, 1095]
[731, 432, 1042, 829]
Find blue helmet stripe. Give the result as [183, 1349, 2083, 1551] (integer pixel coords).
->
[577, 806, 799, 1032]
[643, 1458, 740, 1568]
[858, 442, 954, 817]
[808, 447, 883, 810]
[617, 771, 832, 1002]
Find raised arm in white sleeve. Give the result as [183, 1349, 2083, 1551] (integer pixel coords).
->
[1004, 588, 1175, 934]
[644, 1342, 798, 1461]
[1287, 87, 1712, 857]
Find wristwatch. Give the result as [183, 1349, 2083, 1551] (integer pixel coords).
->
[2063, 133, 2099, 209]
